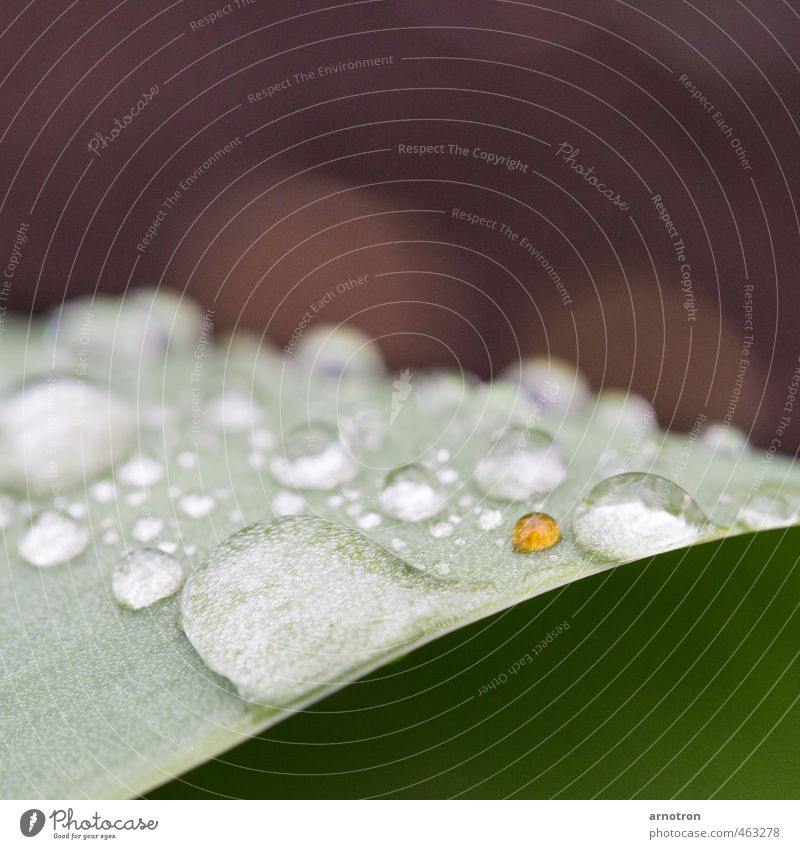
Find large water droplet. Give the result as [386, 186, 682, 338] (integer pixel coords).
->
[573, 472, 710, 561]
[293, 325, 385, 379]
[270, 422, 357, 490]
[0, 378, 133, 495]
[19, 511, 90, 567]
[180, 517, 443, 704]
[339, 407, 391, 461]
[736, 484, 799, 531]
[379, 464, 447, 521]
[112, 548, 185, 609]
[475, 427, 565, 500]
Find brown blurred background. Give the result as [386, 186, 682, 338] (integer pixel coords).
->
[1, 0, 799, 449]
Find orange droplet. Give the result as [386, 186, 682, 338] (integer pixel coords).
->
[512, 511, 562, 552]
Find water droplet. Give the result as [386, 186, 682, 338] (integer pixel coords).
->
[294, 325, 385, 379]
[271, 490, 306, 516]
[0, 378, 133, 495]
[379, 464, 447, 521]
[48, 290, 205, 367]
[90, 481, 116, 503]
[476, 509, 503, 531]
[208, 391, 257, 433]
[131, 516, 164, 543]
[437, 468, 459, 484]
[112, 548, 185, 610]
[177, 451, 197, 469]
[179, 517, 442, 704]
[475, 427, 565, 500]
[391, 537, 407, 551]
[592, 391, 656, 433]
[357, 512, 382, 529]
[736, 484, 799, 530]
[502, 356, 589, 416]
[179, 494, 215, 518]
[434, 562, 452, 576]
[118, 456, 163, 487]
[340, 407, 391, 461]
[19, 511, 89, 567]
[573, 473, 710, 561]
[701, 423, 748, 456]
[430, 521, 454, 538]
[270, 423, 357, 491]
[512, 512, 562, 552]
[415, 372, 478, 414]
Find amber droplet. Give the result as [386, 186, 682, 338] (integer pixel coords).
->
[512, 511, 562, 552]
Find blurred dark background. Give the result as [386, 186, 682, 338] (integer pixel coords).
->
[1, 0, 799, 449]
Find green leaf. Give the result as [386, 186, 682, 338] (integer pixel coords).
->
[1, 293, 797, 798]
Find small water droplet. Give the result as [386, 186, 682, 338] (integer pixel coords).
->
[270, 422, 357, 491]
[357, 511, 382, 529]
[391, 537, 407, 551]
[131, 516, 164, 543]
[736, 484, 799, 530]
[180, 494, 215, 518]
[90, 481, 116, 503]
[512, 512, 562, 552]
[476, 509, 503, 531]
[208, 391, 257, 433]
[294, 325, 385, 379]
[379, 464, 447, 521]
[415, 372, 478, 414]
[118, 456, 163, 487]
[434, 562, 452, 576]
[112, 548, 185, 610]
[592, 391, 656, 433]
[19, 511, 89, 567]
[502, 356, 589, 416]
[430, 521, 453, 538]
[340, 407, 391, 461]
[475, 427, 565, 500]
[701, 423, 748, 456]
[573, 473, 709, 561]
[271, 490, 306, 516]
[437, 468, 459, 484]
[177, 451, 197, 469]
[0, 378, 133, 495]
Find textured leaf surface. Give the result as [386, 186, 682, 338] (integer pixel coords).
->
[1, 294, 797, 798]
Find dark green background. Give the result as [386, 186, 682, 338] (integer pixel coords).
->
[149, 527, 800, 799]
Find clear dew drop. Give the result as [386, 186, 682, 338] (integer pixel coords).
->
[47, 289, 204, 367]
[294, 325, 385, 379]
[179, 517, 444, 705]
[379, 464, 447, 522]
[112, 548, 185, 610]
[573, 472, 710, 562]
[208, 391, 257, 433]
[270, 422, 357, 491]
[701, 423, 748, 456]
[502, 356, 589, 416]
[736, 484, 799, 531]
[592, 391, 656, 433]
[131, 516, 164, 543]
[415, 371, 478, 414]
[475, 426, 565, 501]
[339, 407, 391, 462]
[19, 511, 89, 567]
[0, 378, 134, 495]
[118, 455, 164, 487]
